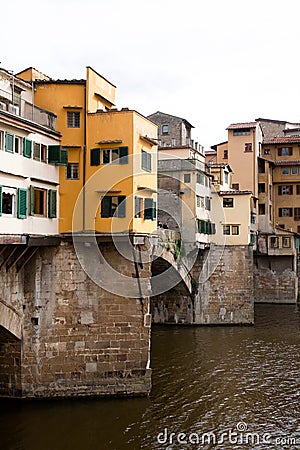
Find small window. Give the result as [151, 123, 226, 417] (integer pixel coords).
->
[66, 163, 79, 180]
[264, 148, 270, 155]
[282, 237, 291, 248]
[224, 172, 229, 184]
[223, 197, 234, 208]
[33, 142, 41, 161]
[223, 150, 228, 159]
[232, 183, 239, 190]
[294, 208, 300, 221]
[0, 130, 4, 150]
[296, 185, 300, 195]
[279, 208, 293, 217]
[258, 203, 266, 215]
[231, 225, 240, 235]
[33, 188, 46, 216]
[14, 136, 22, 154]
[5, 132, 14, 153]
[233, 128, 250, 136]
[205, 196, 211, 211]
[135, 196, 143, 218]
[171, 138, 176, 146]
[101, 196, 126, 218]
[1, 187, 16, 216]
[244, 143, 252, 152]
[141, 150, 152, 172]
[270, 237, 279, 248]
[291, 167, 298, 175]
[196, 196, 205, 208]
[278, 185, 293, 195]
[162, 124, 169, 135]
[101, 147, 128, 165]
[278, 147, 292, 156]
[196, 173, 204, 184]
[223, 225, 230, 235]
[258, 159, 265, 173]
[258, 183, 265, 194]
[281, 167, 290, 175]
[184, 173, 191, 183]
[67, 111, 80, 128]
[41, 145, 47, 162]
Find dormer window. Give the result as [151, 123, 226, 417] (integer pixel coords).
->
[162, 124, 169, 135]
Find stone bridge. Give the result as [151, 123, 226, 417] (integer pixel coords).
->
[0, 232, 254, 399]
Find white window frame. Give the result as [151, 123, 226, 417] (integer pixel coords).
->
[2, 187, 17, 217]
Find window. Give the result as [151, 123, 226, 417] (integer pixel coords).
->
[223, 197, 234, 208]
[222, 224, 242, 236]
[41, 144, 47, 162]
[224, 172, 229, 184]
[196, 196, 205, 208]
[244, 143, 252, 152]
[196, 173, 204, 184]
[223, 225, 230, 235]
[66, 163, 79, 180]
[278, 185, 293, 195]
[258, 183, 266, 194]
[294, 208, 300, 221]
[33, 142, 41, 160]
[48, 190, 57, 218]
[231, 225, 240, 235]
[14, 136, 22, 154]
[258, 159, 265, 173]
[32, 188, 46, 216]
[67, 111, 80, 128]
[264, 148, 270, 155]
[232, 183, 239, 190]
[258, 203, 265, 215]
[282, 237, 291, 248]
[101, 147, 128, 165]
[101, 195, 126, 218]
[135, 196, 143, 218]
[0, 130, 4, 150]
[223, 150, 228, 159]
[270, 237, 279, 248]
[171, 138, 176, 146]
[297, 185, 300, 195]
[278, 224, 285, 229]
[279, 208, 293, 217]
[233, 128, 250, 136]
[144, 198, 156, 220]
[48, 145, 68, 166]
[278, 147, 292, 156]
[198, 220, 213, 234]
[184, 173, 191, 183]
[162, 124, 169, 135]
[1, 187, 16, 216]
[281, 167, 290, 175]
[291, 167, 298, 175]
[205, 196, 211, 211]
[141, 150, 152, 172]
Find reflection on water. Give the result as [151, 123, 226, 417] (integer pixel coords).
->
[0, 304, 300, 450]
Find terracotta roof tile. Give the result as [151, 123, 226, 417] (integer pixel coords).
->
[273, 160, 300, 166]
[227, 122, 257, 130]
[263, 136, 300, 144]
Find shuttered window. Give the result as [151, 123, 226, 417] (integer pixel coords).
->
[141, 150, 152, 172]
[119, 146, 128, 164]
[144, 198, 156, 220]
[48, 146, 68, 165]
[23, 138, 32, 158]
[5, 132, 14, 153]
[48, 190, 57, 218]
[101, 196, 126, 218]
[17, 188, 27, 219]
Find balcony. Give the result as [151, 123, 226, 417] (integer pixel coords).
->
[0, 88, 56, 131]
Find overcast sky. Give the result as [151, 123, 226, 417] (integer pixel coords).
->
[1, 0, 300, 149]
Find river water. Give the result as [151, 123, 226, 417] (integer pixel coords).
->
[0, 304, 299, 450]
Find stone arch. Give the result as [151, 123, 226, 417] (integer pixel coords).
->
[0, 301, 21, 340]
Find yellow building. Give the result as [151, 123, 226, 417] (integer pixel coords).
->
[261, 136, 300, 234]
[16, 67, 157, 235]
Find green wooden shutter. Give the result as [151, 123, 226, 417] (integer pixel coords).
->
[29, 185, 35, 215]
[48, 145, 61, 164]
[0, 185, 2, 216]
[48, 190, 57, 218]
[144, 198, 153, 219]
[101, 196, 111, 218]
[119, 146, 128, 164]
[5, 132, 14, 153]
[117, 196, 126, 218]
[17, 188, 27, 219]
[90, 148, 100, 166]
[23, 138, 32, 158]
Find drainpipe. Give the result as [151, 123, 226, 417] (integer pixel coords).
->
[83, 83, 87, 231]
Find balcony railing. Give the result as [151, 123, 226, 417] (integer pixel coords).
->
[0, 88, 56, 131]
